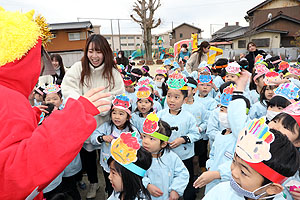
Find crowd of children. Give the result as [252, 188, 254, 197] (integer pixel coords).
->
[32, 41, 300, 200]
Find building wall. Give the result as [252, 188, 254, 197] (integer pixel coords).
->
[171, 25, 201, 46]
[259, 0, 299, 10]
[103, 34, 143, 52]
[47, 29, 89, 52]
[262, 19, 300, 36]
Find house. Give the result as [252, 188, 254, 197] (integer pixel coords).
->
[211, 22, 242, 41]
[170, 23, 202, 46]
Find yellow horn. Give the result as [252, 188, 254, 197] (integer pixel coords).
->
[25, 10, 35, 20]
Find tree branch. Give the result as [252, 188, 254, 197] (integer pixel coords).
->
[152, 18, 161, 28]
[130, 14, 142, 24]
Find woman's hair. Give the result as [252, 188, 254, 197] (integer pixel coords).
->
[108, 147, 152, 200]
[259, 85, 276, 107]
[50, 54, 65, 81]
[194, 41, 210, 64]
[272, 113, 300, 141]
[267, 96, 291, 109]
[247, 42, 256, 51]
[181, 43, 188, 49]
[109, 106, 134, 132]
[80, 34, 116, 88]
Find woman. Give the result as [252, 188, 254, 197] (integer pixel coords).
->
[245, 42, 267, 73]
[186, 41, 210, 74]
[61, 34, 125, 199]
[116, 50, 129, 67]
[50, 54, 65, 85]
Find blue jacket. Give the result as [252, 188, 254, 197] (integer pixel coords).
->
[206, 107, 224, 145]
[142, 151, 189, 199]
[194, 95, 218, 111]
[157, 109, 201, 160]
[63, 153, 82, 177]
[249, 89, 260, 105]
[249, 100, 267, 120]
[131, 112, 147, 133]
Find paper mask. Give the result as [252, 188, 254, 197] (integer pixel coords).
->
[283, 101, 300, 116]
[138, 77, 154, 88]
[220, 84, 235, 107]
[112, 94, 131, 111]
[156, 67, 167, 75]
[255, 54, 264, 65]
[44, 84, 60, 94]
[274, 82, 300, 100]
[142, 112, 169, 141]
[167, 71, 187, 90]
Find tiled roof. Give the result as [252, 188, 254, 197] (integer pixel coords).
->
[49, 21, 93, 31]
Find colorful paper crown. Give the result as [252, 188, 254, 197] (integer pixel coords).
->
[136, 85, 152, 100]
[155, 67, 167, 75]
[143, 112, 169, 141]
[274, 83, 300, 101]
[254, 64, 269, 81]
[110, 132, 146, 177]
[225, 62, 241, 75]
[283, 101, 300, 116]
[112, 94, 131, 114]
[163, 59, 172, 66]
[123, 75, 135, 86]
[198, 74, 213, 84]
[138, 77, 154, 88]
[166, 71, 188, 90]
[254, 54, 264, 65]
[288, 64, 300, 76]
[220, 84, 235, 107]
[44, 84, 61, 94]
[278, 61, 289, 72]
[263, 71, 281, 85]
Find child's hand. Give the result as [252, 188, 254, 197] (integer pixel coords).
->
[83, 87, 111, 113]
[193, 171, 220, 188]
[169, 138, 185, 148]
[169, 190, 179, 200]
[103, 135, 114, 143]
[235, 69, 251, 92]
[147, 184, 163, 197]
[36, 105, 49, 114]
[291, 188, 300, 200]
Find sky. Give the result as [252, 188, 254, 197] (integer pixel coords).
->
[2, 0, 264, 38]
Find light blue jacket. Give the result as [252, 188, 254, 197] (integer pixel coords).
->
[249, 89, 260, 105]
[131, 112, 147, 133]
[43, 172, 63, 193]
[108, 191, 148, 200]
[157, 109, 201, 160]
[63, 153, 82, 177]
[125, 90, 138, 111]
[90, 122, 139, 172]
[194, 95, 218, 111]
[249, 100, 267, 120]
[206, 107, 224, 145]
[142, 151, 189, 199]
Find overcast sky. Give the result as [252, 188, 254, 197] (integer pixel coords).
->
[3, 0, 264, 38]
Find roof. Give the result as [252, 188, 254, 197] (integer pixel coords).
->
[49, 21, 93, 31]
[172, 23, 202, 32]
[211, 26, 249, 42]
[247, 0, 300, 15]
[210, 41, 233, 46]
[255, 14, 300, 30]
[212, 24, 241, 37]
[230, 29, 288, 40]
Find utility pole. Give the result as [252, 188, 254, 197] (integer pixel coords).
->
[110, 19, 115, 52]
[118, 19, 121, 51]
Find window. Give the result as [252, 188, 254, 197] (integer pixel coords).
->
[238, 40, 246, 48]
[136, 36, 140, 39]
[252, 38, 270, 47]
[128, 36, 134, 39]
[136, 43, 141, 46]
[106, 36, 111, 40]
[68, 32, 86, 41]
[180, 33, 183, 38]
[121, 43, 127, 46]
[128, 43, 135, 46]
[120, 36, 127, 40]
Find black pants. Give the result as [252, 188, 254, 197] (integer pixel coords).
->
[80, 148, 98, 183]
[194, 139, 209, 168]
[183, 156, 196, 200]
[43, 182, 64, 200]
[102, 169, 114, 196]
[61, 175, 81, 200]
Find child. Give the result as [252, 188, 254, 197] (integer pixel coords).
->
[90, 94, 138, 196]
[108, 132, 152, 200]
[157, 71, 200, 200]
[141, 65, 152, 78]
[33, 85, 45, 106]
[182, 77, 209, 172]
[153, 67, 168, 103]
[203, 118, 300, 200]
[178, 43, 191, 64]
[249, 64, 269, 105]
[163, 59, 173, 74]
[131, 85, 154, 133]
[224, 62, 241, 83]
[141, 112, 189, 200]
[43, 84, 63, 110]
[123, 74, 138, 108]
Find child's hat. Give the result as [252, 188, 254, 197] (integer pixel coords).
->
[263, 71, 281, 85]
[186, 77, 198, 89]
[155, 67, 167, 76]
[173, 61, 180, 70]
[143, 112, 169, 141]
[254, 54, 264, 66]
[166, 71, 188, 90]
[136, 85, 153, 102]
[112, 94, 131, 115]
[198, 61, 211, 74]
[138, 76, 154, 89]
[110, 132, 146, 177]
[278, 61, 289, 72]
[123, 74, 136, 86]
[274, 82, 300, 102]
[44, 84, 61, 94]
[236, 117, 287, 184]
[288, 64, 300, 76]
[198, 74, 213, 84]
[254, 64, 269, 81]
[225, 62, 241, 76]
[34, 85, 45, 96]
[220, 84, 235, 107]
[163, 59, 172, 66]
[283, 101, 300, 128]
[212, 58, 228, 69]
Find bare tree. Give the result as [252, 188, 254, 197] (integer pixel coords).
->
[131, 0, 161, 62]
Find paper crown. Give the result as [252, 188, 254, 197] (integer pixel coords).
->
[142, 112, 169, 141]
[123, 75, 135, 86]
[255, 64, 269, 75]
[220, 84, 235, 107]
[225, 62, 241, 75]
[263, 71, 281, 85]
[278, 61, 290, 72]
[163, 59, 172, 66]
[136, 85, 151, 99]
[274, 83, 300, 100]
[155, 67, 167, 75]
[198, 74, 213, 84]
[288, 64, 300, 76]
[112, 94, 131, 114]
[166, 71, 187, 90]
[254, 54, 264, 65]
[44, 84, 61, 94]
[236, 118, 274, 164]
[283, 101, 300, 116]
[138, 77, 154, 88]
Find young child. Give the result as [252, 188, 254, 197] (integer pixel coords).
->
[224, 62, 241, 83]
[108, 132, 152, 200]
[141, 65, 152, 78]
[163, 59, 173, 74]
[249, 64, 269, 105]
[153, 67, 168, 103]
[123, 74, 138, 109]
[33, 85, 45, 106]
[43, 84, 63, 110]
[131, 85, 154, 133]
[141, 112, 189, 200]
[90, 94, 138, 196]
[203, 118, 300, 200]
[157, 71, 200, 200]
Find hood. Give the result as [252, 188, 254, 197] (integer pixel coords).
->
[0, 40, 41, 98]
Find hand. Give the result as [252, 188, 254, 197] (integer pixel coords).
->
[169, 138, 185, 149]
[103, 135, 114, 143]
[154, 90, 160, 98]
[36, 105, 49, 114]
[83, 87, 111, 113]
[291, 188, 300, 200]
[169, 190, 179, 200]
[147, 184, 163, 197]
[235, 69, 251, 92]
[193, 171, 220, 188]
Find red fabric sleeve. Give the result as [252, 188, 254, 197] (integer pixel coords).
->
[0, 96, 97, 199]
[32, 106, 42, 123]
[78, 96, 100, 116]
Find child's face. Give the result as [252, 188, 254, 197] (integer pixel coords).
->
[137, 99, 152, 114]
[167, 89, 186, 111]
[111, 108, 128, 129]
[220, 106, 228, 113]
[125, 85, 135, 93]
[109, 161, 123, 192]
[268, 105, 283, 113]
[225, 73, 239, 83]
[34, 93, 43, 102]
[265, 86, 275, 100]
[165, 65, 171, 71]
[87, 42, 104, 67]
[284, 74, 299, 80]
[198, 83, 212, 97]
[154, 75, 165, 82]
[141, 133, 166, 154]
[51, 58, 59, 70]
[45, 93, 62, 108]
[231, 154, 265, 193]
[268, 118, 300, 147]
